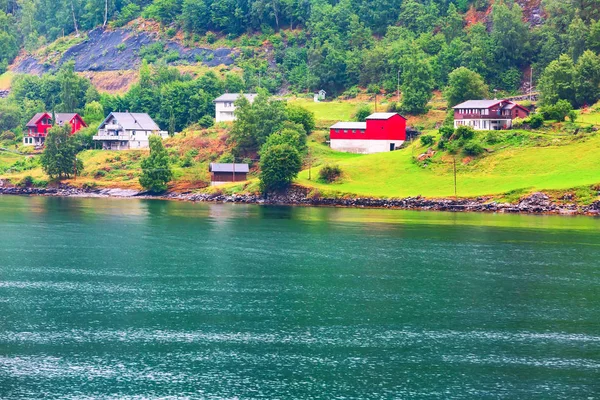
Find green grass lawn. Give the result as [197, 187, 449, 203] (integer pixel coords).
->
[0, 71, 14, 90]
[297, 133, 600, 199]
[288, 98, 367, 123]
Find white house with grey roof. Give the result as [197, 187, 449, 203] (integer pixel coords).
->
[93, 112, 168, 150]
[214, 93, 258, 122]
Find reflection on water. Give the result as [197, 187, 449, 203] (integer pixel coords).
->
[0, 196, 599, 399]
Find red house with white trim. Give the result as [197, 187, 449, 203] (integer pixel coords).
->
[453, 99, 530, 130]
[23, 113, 87, 146]
[329, 112, 407, 154]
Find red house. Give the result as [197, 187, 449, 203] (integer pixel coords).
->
[453, 99, 530, 130]
[23, 113, 87, 146]
[330, 113, 407, 154]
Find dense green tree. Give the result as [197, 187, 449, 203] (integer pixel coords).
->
[229, 92, 287, 154]
[139, 135, 172, 193]
[539, 54, 576, 105]
[490, 2, 529, 68]
[285, 104, 315, 134]
[574, 50, 600, 106]
[259, 143, 301, 193]
[41, 124, 83, 179]
[444, 67, 489, 107]
[401, 56, 434, 114]
[0, 101, 21, 132]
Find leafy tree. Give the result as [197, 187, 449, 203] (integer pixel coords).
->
[441, 3, 464, 43]
[229, 92, 287, 154]
[259, 143, 301, 193]
[444, 67, 489, 107]
[84, 101, 104, 123]
[490, 2, 529, 69]
[139, 135, 173, 193]
[353, 104, 372, 121]
[0, 101, 21, 132]
[263, 122, 307, 153]
[539, 54, 576, 105]
[401, 56, 434, 114]
[574, 50, 600, 107]
[41, 124, 82, 179]
[540, 99, 573, 120]
[285, 104, 315, 134]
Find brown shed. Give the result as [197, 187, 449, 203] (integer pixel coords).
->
[209, 163, 250, 185]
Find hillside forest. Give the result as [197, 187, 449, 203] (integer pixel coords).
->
[1, 0, 600, 113]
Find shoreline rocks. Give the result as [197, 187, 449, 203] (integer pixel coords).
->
[1, 184, 597, 216]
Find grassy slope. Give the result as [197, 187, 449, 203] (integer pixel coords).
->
[298, 134, 600, 198]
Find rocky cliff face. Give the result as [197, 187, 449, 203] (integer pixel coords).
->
[13, 27, 236, 75]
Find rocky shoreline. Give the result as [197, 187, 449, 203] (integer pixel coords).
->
[1, 183, 600, 216]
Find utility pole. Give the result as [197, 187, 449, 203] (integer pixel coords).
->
[529, 66, 533, 101]
[374, 94, 377, 112]
[397, 69, 401, 102]
[308, 148, 312, 180]
[453, 157, 457, 200]
[232, 157, 236, 183]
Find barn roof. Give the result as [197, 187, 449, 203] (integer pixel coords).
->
[330, 122, 367, 130]
[209, 163, 250, 173]
[26, 113, 51, 127]
[214, 93, 258, 103]
[366, 112, 406, 120]
[452, 100, 502, 109]
[100, 112, 161, 131]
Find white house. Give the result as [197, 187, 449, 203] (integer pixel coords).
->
[214, 93, 258, 122]
[93, 112, 168, 150]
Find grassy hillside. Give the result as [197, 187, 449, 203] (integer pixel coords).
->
[298, 133, 600, 200]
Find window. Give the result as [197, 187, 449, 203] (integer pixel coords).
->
[344, 130, 348, 133]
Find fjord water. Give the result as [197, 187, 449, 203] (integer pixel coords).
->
[0, 196, 599, 399]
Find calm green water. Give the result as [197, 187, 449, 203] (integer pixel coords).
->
[0, 196, 599, 399]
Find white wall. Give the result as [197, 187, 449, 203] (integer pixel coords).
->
[454, 119, 513, 130]
[330, 139, 404, 154]
[215, 102, 236, 122]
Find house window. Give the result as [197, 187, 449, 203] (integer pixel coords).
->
[344, 130, 348, 133]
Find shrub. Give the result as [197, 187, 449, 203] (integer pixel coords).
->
[206, 32, 217, 44]
[342, 86, 360, 99]
[115, 43, 126, 52]
[485, 131, 500, 144]
[540, 99, 573, 121]
[199, 115, 215, 128]
[367, 84, 381, 94]
[568, 110, 577, 122]
[463, 142, 485, 156]
[0, 131, 16, 141]
[439, 125, 454, 139]
[18, 175, 34, 187]
[387, 101, 399, 113]
[420, 134, 434, 146]
[454, 125, 475, 140]
[318, 164, 343, 183]
[512, 117, 525, 128]
[353, 105, 372, 122]
[437, 139, 447, 150]
[527, 113, 544, 128]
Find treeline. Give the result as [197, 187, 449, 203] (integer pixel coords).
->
[0, 61, 244, 135]
[2, 0, 600, 112]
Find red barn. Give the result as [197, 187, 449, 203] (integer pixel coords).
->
[330, 113, 407, 154]
[23, 112, 87, 147]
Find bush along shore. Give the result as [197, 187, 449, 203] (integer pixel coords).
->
[1, 181, 600, 216]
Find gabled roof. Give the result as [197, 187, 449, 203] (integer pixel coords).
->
[330, 122, 367, 130]
[452, 100, 503, 109]
[214, 93, 258, 103]
[366, 112, 406, 120]
[100, 112, 161, 131]
[209, 163, 250, 173]
[54, 113, 88, 127]
[26, 113, 51, 127]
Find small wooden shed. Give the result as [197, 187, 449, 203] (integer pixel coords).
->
[209, 163, 250, 186]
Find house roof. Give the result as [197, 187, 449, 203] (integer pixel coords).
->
[26, 113, 51, 127]
[54, 113, 87, 127]
[366, 112, 405, 120]
[452, 100, 503, 109]
[209, 163, 250, 173]
[214, 93, 258, 103]
[100, 112, 161, 131]
[330, 122, 367, 130]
